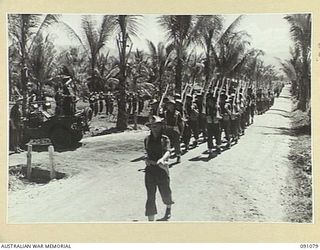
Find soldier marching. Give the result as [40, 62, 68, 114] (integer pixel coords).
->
[143, 77, 278, 165]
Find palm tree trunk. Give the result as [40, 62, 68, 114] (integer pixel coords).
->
[298, 78, 307, 111]
[91, 58, 95, 91]
[175, 46, 182, 94]
[158, 75, 163, 98]
[21, 15, 28, 116]
[204, 51, 210, 89]
[298, 51, 310, 112]
[116, 16, 128, 130]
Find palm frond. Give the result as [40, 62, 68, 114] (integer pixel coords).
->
[98, 15, 117, 50]
[81, 15, 100, 58]
[213, 14, 244, 49]
[113, 15, 142, 37]
[146, 40, 157, 58]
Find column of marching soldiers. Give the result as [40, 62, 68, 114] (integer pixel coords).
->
[146, 77, 280, 163]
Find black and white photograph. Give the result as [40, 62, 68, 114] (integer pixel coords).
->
[7, 13, 312, 223]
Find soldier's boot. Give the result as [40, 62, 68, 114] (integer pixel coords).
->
[14, 147, 21, 153]
[208, 148, 214, 157]
[234, 136, 238, 144]
[216, 145, 221, 154]
[226, 140, 231, 149]
[202, 134, 207, 143]
[156, 207, 171, 221]
[176, 155, 181, 163]
[193, 139, 198, 147]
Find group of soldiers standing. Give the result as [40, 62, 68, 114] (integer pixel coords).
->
[89, 91, 115, 117]
[147, 78, 278, 163]
[88, 91, 145, 118]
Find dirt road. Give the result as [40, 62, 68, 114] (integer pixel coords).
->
[8, 85, 299, 223]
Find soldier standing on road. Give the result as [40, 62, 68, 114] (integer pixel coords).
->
[164, 99, 183, 163]
[220, 92, 232, 148]
[89, 92, 95, 115]
[99, 91, 104, 114]
[62, 77, 74, 116]
[94, 92, 99, 116]
[109, 93, 114, 115]
[144, 115, 174, 221]
[184, 94, 199, 147]
[205, 93, 222, 156]
[248, 88, 256, 124]
[229, 93, 240, 144]
[54, 85, 63, 115]
[10, 99, 24, 153]
[127, 92, 133, 115]
[241, 94, 248, 133]
[105, 92, 110, 115]
[256, 89, 262, 115]
[175, 99, 185, 143]
[239, 93, 247, 135]
[138, 92, 144, 114]
[196, 93, 207, 142]
[132, 93, 138, 115]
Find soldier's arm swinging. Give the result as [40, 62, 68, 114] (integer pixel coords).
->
[157, 137, 171, 165]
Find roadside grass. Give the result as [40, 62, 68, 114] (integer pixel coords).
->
[287, 106, 312, 223]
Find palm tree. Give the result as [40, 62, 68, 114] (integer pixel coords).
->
[114, 15, 141, 130]
[158, 15, 197, 94]
[194, 15, 223, 88]
[29, 34, 57, 93]
[146, 40, 174, 95]
[279, 47, 301, 97]
[56, 47, 89, 98]
[284, 14, 311, 111]
[241, 49, 265, 89]
[183, 51, 204, 86]
[8, 14, 59, 114]
[128, 49, 150, 92]
[212, 30, 251, 81]
[207, 15, 251, 87]
[81, 15, 116, 93]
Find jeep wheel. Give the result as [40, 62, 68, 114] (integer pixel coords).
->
[72, 130, 83, 142]
[50, 127, 73, 148]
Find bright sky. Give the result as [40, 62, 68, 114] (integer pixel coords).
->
[50, 14, 294, 72]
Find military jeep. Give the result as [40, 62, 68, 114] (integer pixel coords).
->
[22, 103, 92, 149]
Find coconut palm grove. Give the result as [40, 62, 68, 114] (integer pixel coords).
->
[7, 14, 312, 223]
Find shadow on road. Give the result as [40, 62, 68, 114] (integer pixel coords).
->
[91, 127, 125, 137]
[21, 142, 83, 153]
[189, 146, 231, 162]
[169, 162, 180, 168]
[265, 112, 292, 118]
[269, 108, 290, 113]
[131, 156, 145, 163]
[278, 95, 291, 99]
[9, 164, 66, 184]
[260, 126, 311, 136]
